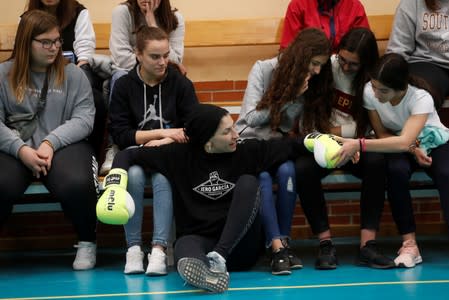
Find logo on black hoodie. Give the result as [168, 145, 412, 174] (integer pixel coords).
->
[193, 171, 235, 200]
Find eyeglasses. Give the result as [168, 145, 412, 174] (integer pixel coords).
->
[33, 38, 63, 49]
[336, 54, 361, 70]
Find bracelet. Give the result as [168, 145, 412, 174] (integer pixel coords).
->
[358, 139, 363, 152]
[42, 139, 54, 150]
[360, 137, 366, 152]
[408, 144, 417, 154]
[408, 139, 420, 155]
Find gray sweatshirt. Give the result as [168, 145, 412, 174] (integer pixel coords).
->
[109, 4, 185, 71]
[387, 0, 449, 69]
[0, 61, 95, 158]
[235, 57, 304, 140]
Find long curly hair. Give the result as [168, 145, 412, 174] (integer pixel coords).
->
[124, 0, 178, 34]
[256, 27, 333, 134]
[337, 27, 379, 137]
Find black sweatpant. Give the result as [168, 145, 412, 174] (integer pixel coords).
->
[174, 175, 264, 271]
[386, 143, 449, 235]
[295, 151, 386, 235]
[409, 62, 449, 110]
[0, 141, 99, 241]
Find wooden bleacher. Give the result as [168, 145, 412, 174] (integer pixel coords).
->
[1, 15, 448, 250]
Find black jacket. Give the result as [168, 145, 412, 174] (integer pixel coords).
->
[113, 137, 307, 237]
[109, 64, 198, 149]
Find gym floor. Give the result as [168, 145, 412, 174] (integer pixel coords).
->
[1, 236, 448, 300]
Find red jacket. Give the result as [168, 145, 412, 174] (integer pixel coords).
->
[280, 0, 370, 52]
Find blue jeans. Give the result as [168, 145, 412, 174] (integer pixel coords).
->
[124, 165, 173, 248]
[108, 69, 128, 105]
[259, 160, 297, 247]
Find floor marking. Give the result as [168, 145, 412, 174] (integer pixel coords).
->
[2, 280, 449, 299]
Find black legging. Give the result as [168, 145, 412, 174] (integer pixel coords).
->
[0, 141, 98, 241]
[386, 143, 449, 235]
[174, 175, 264, 271]
[80, 64, 108, 159]
[88, 88, 107, 159]
[295, 151, 386, 234]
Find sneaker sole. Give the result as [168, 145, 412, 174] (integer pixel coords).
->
[145, 270, 168, 276]
[124, 269, 145, 275]
[272, 269, 292, 275]
[73, 265, 95, 271]
[290, 263, 303, 269]
[177, 258, 229, 293]
[315, 263, 337, 270]
[357, 260, 396, 269]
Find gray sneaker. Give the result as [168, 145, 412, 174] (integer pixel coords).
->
[177, 257, 229, 293]
[206, 251, 227, 273]
[99, 144, 119, 176]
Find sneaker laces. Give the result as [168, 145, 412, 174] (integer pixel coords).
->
[319, 240, 334, 255]
[365, 240, 382, 253]
[148, 248, 167, 264]
[397, 240, 419, 256]
[74, 242, 96, 257]
[127, 246, 144, 262]
[206, 251, 227, 273]
[105, 145, 119, 160]
[73, 242, 96, 270]
[272, 248, 289, 264]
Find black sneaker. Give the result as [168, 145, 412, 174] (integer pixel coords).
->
[315, 240, 338, 270]
[286, 247, 303, 269]
[358, 240, 396, 269]
[271, 248, 291, 275]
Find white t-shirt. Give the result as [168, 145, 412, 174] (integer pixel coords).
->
[330, 54, 357, 137]
[363, 82, 447, 135]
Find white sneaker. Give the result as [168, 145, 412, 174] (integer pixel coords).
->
[124, 245, 145, 274]
[73, 241, 96, 270]
[146, 247, 168, 276]
[394, 239, 423, 268]
[99, 144, 119, 176]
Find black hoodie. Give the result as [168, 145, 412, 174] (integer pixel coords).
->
[109, 64, 198, 149]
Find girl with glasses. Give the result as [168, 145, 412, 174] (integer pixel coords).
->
[25, 0, 108, 162]
[295, 27, 396, 270]
[0, 10, 97, 271]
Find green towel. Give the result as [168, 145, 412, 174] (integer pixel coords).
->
[418, 125, 449, 154]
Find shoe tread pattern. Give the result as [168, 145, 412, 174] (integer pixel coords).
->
[178, 258, 229, 293]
